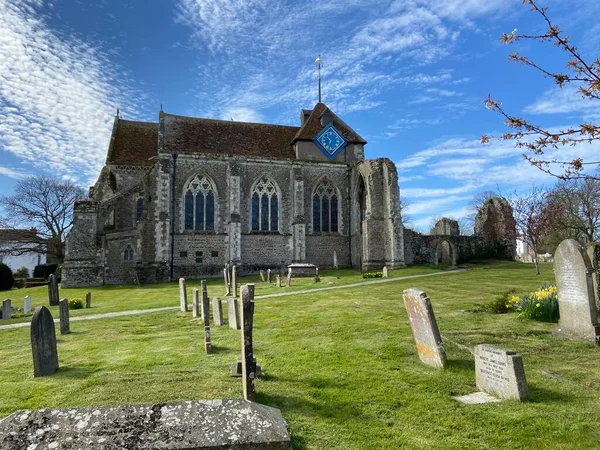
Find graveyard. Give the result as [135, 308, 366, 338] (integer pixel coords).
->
[2, 260, 600, 448]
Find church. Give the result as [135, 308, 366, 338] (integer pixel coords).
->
[62, 103, 405, 287]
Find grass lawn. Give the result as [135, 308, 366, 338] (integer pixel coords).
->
[2, 261, 600, 449]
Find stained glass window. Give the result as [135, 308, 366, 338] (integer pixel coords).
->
[251, 177, 279, 231]
[313, 179, 339, 233]
[183, 175, 217, 231]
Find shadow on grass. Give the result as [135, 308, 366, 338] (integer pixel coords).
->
[55, 366, 94, 379]
[446, 358, 474, 373]
[526, 383, 573, 403]
[207, 345, 230, 354]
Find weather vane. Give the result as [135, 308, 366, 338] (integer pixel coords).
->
[315, 55, 322, 103]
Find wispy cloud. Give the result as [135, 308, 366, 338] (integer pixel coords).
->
[0, 164, 30, 179]
[0, 0, 146, 184]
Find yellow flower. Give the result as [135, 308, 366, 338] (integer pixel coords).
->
[536, 303, 541, 308]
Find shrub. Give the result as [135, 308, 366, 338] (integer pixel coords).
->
[508, 282, 559, 322]
[68, 298, 84, 310]
[55, 264, 63, 280]
[0, 263, 14, 291]
[313, 274, 321, 283]
[484, 289, 516, 314]
[14, 267, 29, 278]
[362, 272, 383, 279]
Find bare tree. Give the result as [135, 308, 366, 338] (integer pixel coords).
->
[482, 0, 600, 180]
[0, 176, 86, 263]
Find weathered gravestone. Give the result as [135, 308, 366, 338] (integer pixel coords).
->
[232, 265, 238, 298]
[240, 284, 256, 401]
[382, 266, 388, 278]
[202, 281, 211, 354]
[587, 242, 599, 309]
[47, 273, 59, 306]
[23, 296, 32, 314]
[201, 280, 209, 322]
[228, 298, 240, 330]
[179, 278, 188, 312]
[267, 269, 271, 283]
[554, 239, 600, 344]
[333, 250, 338, 269]
[2, 299, 11, 320]
[85, 292, 92, 309]
[212, 297, 223, 326]
[59, 298, 70, 335]
[473, 344, 528, 401]
[276, 275, 281, 288]
[286, 270, 292, 287]
[31, 306, 59, 377]
[223, 267, 231, 297]
[259, 270, 266, 282]
[403, 288, 447, 369]
[0, 400, 292, 449]
[192, 288, 200, 318]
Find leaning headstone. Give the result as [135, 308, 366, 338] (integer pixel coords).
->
[2, 299, 11, 320]
[232, 265, 237, 298]
[554, 239, 600, 344]
[267, 269, 272, 283]
[240, 284, 256, 401]
[212, 297, 223, 326]
[474, 344, 527, 401]
[31, 306, 59, 377]
[382, 266, 388, 278]
[402, 288, 447, 368]
[276, 275, 281, 288]
[85, 292, 91, 309]
[228, 298, 240, 330]
[192, 288, 200, 318]
[224, 267, 231, 296]
[201, 280, 209, 322]
[59, 298, 70, 335]
[23, 296, 32, 314]
[48, 274, 59, 306]
[259, 270, 266, 282]
[179, 277, 188, 312]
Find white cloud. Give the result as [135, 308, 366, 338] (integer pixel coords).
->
[524, 85, 600, 120]
[0, 165, 30, 179]
[220, 107, 263, 123]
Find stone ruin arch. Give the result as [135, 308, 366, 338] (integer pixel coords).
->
[431, 237, 458, 267]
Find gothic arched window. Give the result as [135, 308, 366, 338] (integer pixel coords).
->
[136, 197, 144, 222]
[251, 177, 279, 231]
[184, 175, 216, 231]
[313, 179, 339, 233]
[123, 245, 134, 261]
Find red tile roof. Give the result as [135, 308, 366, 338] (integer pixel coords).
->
[293, 103, 367, 144]
[106, 119, 158, 166]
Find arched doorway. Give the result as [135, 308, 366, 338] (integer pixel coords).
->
[433, 239, 457, 267]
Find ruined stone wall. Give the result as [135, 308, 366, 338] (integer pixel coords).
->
[403, 228, 487, 266]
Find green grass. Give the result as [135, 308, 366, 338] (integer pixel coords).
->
[2, 261, 600, 449]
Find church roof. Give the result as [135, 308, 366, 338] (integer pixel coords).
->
[292, 102, 367, 144]
[160, 112, 298, 159]
[106, 119, 158, 166]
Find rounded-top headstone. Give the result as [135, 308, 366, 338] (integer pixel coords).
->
[31, 306, 59, 377]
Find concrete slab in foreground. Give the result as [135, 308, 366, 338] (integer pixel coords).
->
[0, 399, 291, 449]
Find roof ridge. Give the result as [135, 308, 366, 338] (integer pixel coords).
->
[161, 111, 299, 129]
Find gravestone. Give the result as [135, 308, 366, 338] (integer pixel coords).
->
[201, 280, 209, 322]
[31, 306, 59, 377]
[48, 274, 59, 306]
[232, 265, 237, 298]
[240, 284, 256, 401]
[201, 281, 211, 354]
[179, 278, 188, 312]
[85, 292, 92, 308]
[231, 357, 264, 378]
[23, 296, 32, 314]
[192, 288, 200, 318]
[587, 243, 599, 308]
[267, 269, 271, 283]
[554, 239, 600, 344]
[474, 344, 528, 401]
[259, 270, 266, 282]
[276, 275, 281, 288]
[402, 288, 447, 369]
[286, 270, 292, 287]
[59, 298, 70, 335]
[2, 299, 11, 320]
[382, 266, 388, 278]
[228, 298, 240, 330]
[333, 250, 338, 269]
[0, 400, 291, 449]
[212, 297, 223, 326]
[224, 267, 231, 296]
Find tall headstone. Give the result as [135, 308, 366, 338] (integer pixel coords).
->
[48, 274, 59, 306]
[23, 296, 32, 314]
[240, 284, 256, 401]
[474, 344, 528, 401]
[267, 269, 271, 283]
[587, 242, 599, 308]
[228, 298, 240, 330]
[213, 297, 223, 326]
[286, 269, 292, 287]
[203, 292, 212, 354]
[59, 298, 70, 335]
[276, 275, 281, 288]
[2, 299, 11, 320]
[85, 292, 92, 309]
[402, 288, 447, 368]
[333, 251, 338, 269]
[554, 239, 600, 344]
[179, 278, 188, 312]
[259, 270, 266, 282]
[224, 268, 231, 296]
[382, 266, 388, 278]
[31, 306, 59, 377]
[231, 265, 237, 298]
[192, 288, 200, 318]
[201, 280, 209, 322]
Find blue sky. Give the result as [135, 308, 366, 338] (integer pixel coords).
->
[1, 0, 599, 232]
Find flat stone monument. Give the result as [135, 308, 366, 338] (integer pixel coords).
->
[228, 298, 240, 330]
[59, 298, 70, 335]
[192, 288, 200, 318]
[2, 299, 11, 320]
[403, 288, 447, 369]
[48, 273, 59, 306]
[0, 400, 291, 449]
[24, 296, 32, 314]
[85, 292, 92, 308]
[287, 263, 317, 277]
[554, 239, 600, 344]
[179, 278, 188, 312]
[31, 306, 59, 377]
[474, 344, 527, 401]
[213, 298, 223, 326]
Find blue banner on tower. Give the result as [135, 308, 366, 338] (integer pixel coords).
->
[313, 123, 347, 159]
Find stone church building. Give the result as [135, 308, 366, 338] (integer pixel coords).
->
[62, 103, 405, 287]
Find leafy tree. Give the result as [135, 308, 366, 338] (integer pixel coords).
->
[0, 176, 86, 263]
[482, 0, 600, 180]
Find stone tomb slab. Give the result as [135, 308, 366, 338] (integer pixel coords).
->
[403, 288, 447, 369]
[287, 263, 317, 277]
[0, 399, 291, 449]
[474, 344, 527, 401]
[453, 392, 501, 405]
